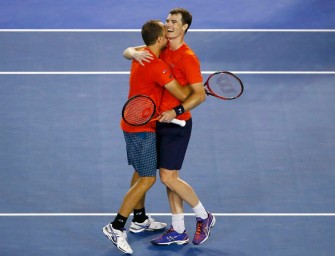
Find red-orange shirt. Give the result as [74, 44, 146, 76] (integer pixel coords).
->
[160, 43, 203, 120]
[120, 48, 174, 132]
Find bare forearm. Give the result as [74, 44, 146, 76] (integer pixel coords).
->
[160, 82, 206, 122]
[123, 45, 144, 59]
[171, 82, 205, 112]
[181, 88, 206, 112]
[122, 45, 153, 66]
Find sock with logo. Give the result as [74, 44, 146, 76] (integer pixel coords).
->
[132, 208, 148, 223]
[112, 213, 128, 230]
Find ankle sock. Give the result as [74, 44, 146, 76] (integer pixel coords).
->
[172, 213, 185, 233]
[193, 201, 208, 219]
[133, 208, 148, 223]
[112, 213, 128, 230]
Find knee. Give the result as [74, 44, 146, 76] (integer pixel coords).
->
[159, 175, 169, 186]
[159, 170, 176, 187]
[141, 176, 156, 188]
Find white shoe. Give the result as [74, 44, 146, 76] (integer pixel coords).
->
[102, 223, 133, 254]
[129, 215, 167, 233]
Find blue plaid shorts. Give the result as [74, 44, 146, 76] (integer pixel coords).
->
[123, 131, 157, 177]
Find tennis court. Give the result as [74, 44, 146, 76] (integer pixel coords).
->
[1, 1, 335, 255]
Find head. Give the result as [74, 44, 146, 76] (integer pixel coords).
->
[141, 20, 168, 49]
[165, 8, 192, 38]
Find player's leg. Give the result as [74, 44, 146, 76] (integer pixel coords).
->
[103, 176, 155, 255]
[154, 118, 215, 245]
[128, 172, 167, 233]
[103, 132, 163, 254]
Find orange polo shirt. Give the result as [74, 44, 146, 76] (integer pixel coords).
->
[160, 43, 203, 120]
[120, 48, 174, 132]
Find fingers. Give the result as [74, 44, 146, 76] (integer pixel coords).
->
[135, 51, 154, 66]
[158, 110, 177, 123]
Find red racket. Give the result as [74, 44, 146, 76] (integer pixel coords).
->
[204, 71, 244, 100]
[122, 94, 186, 127]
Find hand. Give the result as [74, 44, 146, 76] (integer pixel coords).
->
[133, 50, 154, 66]
[159, 109, 177, 123]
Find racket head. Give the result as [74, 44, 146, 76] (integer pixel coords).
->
[122, 94, 156, 126]
[205, 71, 244, 100]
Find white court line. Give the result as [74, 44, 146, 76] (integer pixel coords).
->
[1, 71, 335, 75]
[0, 29, 335, 32]
[0, 213, 334, 217]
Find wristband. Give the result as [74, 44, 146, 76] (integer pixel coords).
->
[173, 104, 185, 116]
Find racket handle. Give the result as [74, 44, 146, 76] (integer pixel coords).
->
[171, 118, 186, 127]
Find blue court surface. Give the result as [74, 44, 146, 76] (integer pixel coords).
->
[1, 1, 335, 256]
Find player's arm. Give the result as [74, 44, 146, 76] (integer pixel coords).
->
[161, 81, 206, 122]
[164, 80, 192, 102]
[123, 45, 154, 66]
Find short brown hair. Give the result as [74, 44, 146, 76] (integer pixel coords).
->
[141, 20, 164, 46]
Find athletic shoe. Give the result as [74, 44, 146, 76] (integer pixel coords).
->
[192, 212, 216, 245]
[102, 223, 133, 254]
[151, 225, 189, 245]
[129, 215, 167, 233]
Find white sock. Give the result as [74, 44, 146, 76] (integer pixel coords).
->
[193, 201, 208, 219]
[172, 213, 185, 233]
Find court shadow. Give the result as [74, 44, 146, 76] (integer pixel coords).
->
[128, 230, 165, 239]
[185, 247, 246, 256]
[147, 243, 187, 254]
[147, 244, 246, 256]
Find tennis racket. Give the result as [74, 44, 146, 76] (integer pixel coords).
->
[122, 94, 186, 127]
[204, 71, 244, 100]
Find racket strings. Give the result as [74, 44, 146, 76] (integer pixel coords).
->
[210, 73, 242, 98]
[123, 96, 155, 125]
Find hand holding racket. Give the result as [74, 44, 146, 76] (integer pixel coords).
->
[122, 94, 186, 127]
[204, 71, 244, 100]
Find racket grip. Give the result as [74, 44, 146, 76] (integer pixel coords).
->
[171, 118, 186, 127]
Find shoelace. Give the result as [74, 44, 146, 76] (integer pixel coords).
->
[195, 220, 204, 234]
[160, 227, 174, 237]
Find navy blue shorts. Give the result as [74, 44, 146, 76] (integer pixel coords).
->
[123, 132, 157, 177]
[156, 118, 192, 170]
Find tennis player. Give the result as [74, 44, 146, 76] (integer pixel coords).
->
[123, 8, 215, 246]
[103, 19, 204, 254]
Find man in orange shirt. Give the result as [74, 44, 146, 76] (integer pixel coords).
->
[103, 19, 204, 255]
[123, 8, 215, 247]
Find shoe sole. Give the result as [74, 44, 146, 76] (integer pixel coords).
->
[151, 239, 189, 246]
[192, 214, 216, 245]
[130, 227, 167, 233]
[129, 227, 147, 233]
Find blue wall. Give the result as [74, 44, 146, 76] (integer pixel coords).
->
[1, 0, 334, 29]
